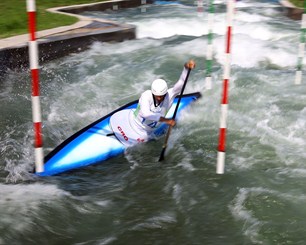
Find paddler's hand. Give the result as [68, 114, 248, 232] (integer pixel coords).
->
[159, 117, 176, 127]
[185, 59, 196, 70]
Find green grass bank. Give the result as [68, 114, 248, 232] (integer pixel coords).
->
[0, 0, 106, 39]
[290, 0, 304, 8]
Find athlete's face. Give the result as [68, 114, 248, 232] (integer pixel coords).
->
[154, 94, 166, 104]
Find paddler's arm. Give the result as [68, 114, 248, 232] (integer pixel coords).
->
[161, 60, 195, 126]
[172, 60, 196, 95]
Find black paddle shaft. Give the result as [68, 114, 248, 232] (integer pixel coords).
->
[171, 68, 191, 119]
[158, 68, 191, 162]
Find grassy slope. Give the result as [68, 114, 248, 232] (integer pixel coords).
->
[0, 0, 105, 38]
[289, 0, 304, 8]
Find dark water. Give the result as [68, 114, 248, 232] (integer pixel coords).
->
[1, 1, 306, 244]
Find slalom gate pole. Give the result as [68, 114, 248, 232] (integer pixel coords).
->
[295, 2, 306, 85]
[216, 0, 235, 174]
[197, 0, 203, 16]
[27, 0, 44, 173]
[205, 0, 214, 90]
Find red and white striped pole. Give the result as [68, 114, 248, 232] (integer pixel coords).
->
[216, 0, 235, 174]
[197, 0, 203, 16]
[27, 0, 44, 173]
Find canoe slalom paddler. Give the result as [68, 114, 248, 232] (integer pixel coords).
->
[129, 59, 196, 143]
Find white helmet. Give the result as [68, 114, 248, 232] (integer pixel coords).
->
[151, 79, 168, 96]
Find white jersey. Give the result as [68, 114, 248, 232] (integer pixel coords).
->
[130, 66, 189, 140]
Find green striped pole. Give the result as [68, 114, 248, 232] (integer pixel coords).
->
[205, 0, 214, 90]
[295, 0, 306, 85]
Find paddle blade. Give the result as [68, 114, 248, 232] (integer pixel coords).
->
[158, 146, 166, 162]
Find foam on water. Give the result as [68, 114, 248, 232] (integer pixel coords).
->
[131, 212, 177, 230]
[1, 1, 306, 243]
[0, 124, 36, 182]
[81, 1, 302, 85]
[132, 17, 207, 39]
[229, 187, 263, 243]
[0, 183, 71, 232]
[230, 187, 306, 243]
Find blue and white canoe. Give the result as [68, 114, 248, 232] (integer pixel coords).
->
[38, 92, 201, 176]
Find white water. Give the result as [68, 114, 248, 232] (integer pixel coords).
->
[1, 1, 306, 244]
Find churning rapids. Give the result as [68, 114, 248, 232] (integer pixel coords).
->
[1, 0, 306, 244]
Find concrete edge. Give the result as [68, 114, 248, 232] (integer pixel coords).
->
[46, 0, 129, 28]
[279, 0, 304, 20]
[279, 0, 301, 9]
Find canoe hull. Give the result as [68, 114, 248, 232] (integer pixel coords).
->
[38, 92, 201, 176]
